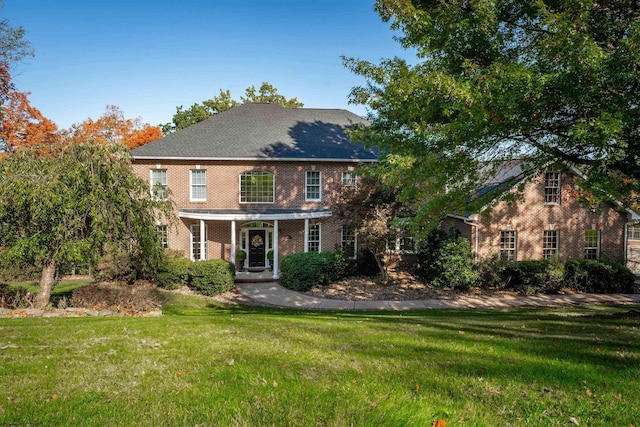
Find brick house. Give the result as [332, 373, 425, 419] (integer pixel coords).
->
[131, 103, 375, 279]
[445, 160, 640, 269]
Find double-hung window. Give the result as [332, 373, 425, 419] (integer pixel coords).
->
[307, 223, 321, 252]
[544, 172, 561, 204]
[190, 169, 207, 201]
[341, 171, 357, 187]
[190, 224, 208, 261]
[341, 226, 357, 259]
[584, 230, 600, 259]
[499, 230, 517, 261]
[150, 169, 168, 200]
[306, 171, 321, 201]
[543, 230, 558, 259]
[156, 225, 168, 249]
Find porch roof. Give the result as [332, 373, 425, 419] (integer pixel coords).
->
[179, 208, 332, 221]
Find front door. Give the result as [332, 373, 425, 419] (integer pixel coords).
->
[248, 230, 266, 268]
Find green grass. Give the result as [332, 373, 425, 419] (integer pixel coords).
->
[8, 278, 93, 298]
[1, 293, 639, 426]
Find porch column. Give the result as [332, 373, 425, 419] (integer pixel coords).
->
[230, 220, 236, 267]
[304, 218, 309, 252]
[199, 219, 206, 261]
[273, 219, 279, 280]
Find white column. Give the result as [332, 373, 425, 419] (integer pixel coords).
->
[230, 220, 236, 267]
[304, 218, 309, 253]
[273, 219, 279, 280]
[199, 219, 206, 261]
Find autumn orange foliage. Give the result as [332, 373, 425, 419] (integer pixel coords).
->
[0, 90, 60, 151]
[62, 105, 162, 148]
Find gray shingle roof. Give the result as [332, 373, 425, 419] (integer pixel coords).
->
[131, 103, 376, 161]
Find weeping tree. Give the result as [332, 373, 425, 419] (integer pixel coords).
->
[344, 0, 640, 229]
[0, 142, 173, 309]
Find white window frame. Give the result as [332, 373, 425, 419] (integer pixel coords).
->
[584, 229, 600, 259]
[499, 230, 517, 261]
[157, 225, 168, 249]
[307, 223, 321, 253]
[628, 226, 640, 241]
[190, 169, 207, 202]
[150, 169, 168, 201]
[341, 226, 357, 259]
[341, 171, 357, 187]
[305, 171, 322, 201]
[239, 171, 275, 204]
[544, 172, 561, 205]
[543, 230, 558, 259]
[190, 224, 208, 261]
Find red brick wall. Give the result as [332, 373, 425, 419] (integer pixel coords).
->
[132, 159, 357, 260]
[446, 173, 629, 263]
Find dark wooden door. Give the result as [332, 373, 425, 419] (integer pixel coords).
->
[248, 230, 266, 268]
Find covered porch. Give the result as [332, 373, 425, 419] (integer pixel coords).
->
[179, 208, 332, 279]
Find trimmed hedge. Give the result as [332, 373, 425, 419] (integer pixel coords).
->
[156, 258, 235, 296]
[279, 252, 346, 292]
[477, 257, 635, 295]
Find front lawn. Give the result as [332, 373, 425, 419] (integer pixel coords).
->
[1, 294, 639, 426]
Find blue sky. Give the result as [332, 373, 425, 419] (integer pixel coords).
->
[3, 0, 413, 129]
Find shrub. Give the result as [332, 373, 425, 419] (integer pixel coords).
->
[499, 259, 565, 295]
[0, 283, 35, 309]
[427, 236, 478, 290]
[280, 252, 346, 291]
[157, 258, 193, 290]
[70, 282, 164, 315]
[189, 260, 235, 296]
[564, 259, 635, 293]
[477, 255, 515, 290]
[0, 252, 41, 282]
[93, 246, 136, 282]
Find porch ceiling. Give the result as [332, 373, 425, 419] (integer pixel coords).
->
[179, 208, 332, 221]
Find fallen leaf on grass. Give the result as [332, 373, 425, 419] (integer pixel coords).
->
[432, 420, 447, 427]
[177, 371, 185, 376]
[273, 380, 278, 388]
[569, 417, 580, 425]
[225, 358, 235, 366]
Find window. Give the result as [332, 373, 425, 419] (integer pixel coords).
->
[150, 169, 167, 200]
[307, 223, 320, 252]
[306, 171, 321, 201]
[544, 172, 561, 204]
[388, 231, 416, 253]
[190, 170, 207, 201]
[190, 224, 208, 261]
[543, 230, 558, 259]
[240, 171, 274, 203]
[156, 225, 168, 249]
[341, 226, 357, 259]
[342, 171, 357, 187]
[628, 226, 640, 241]
[499, 230, 517, 261]
[584, 230, 600, 259]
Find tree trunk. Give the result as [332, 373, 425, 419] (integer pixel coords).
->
[34, 259, 56, 310]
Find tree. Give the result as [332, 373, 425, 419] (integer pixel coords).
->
[0, 142, 173, 309]
[344, 0, 640, 228]
[0, 89, 59, 152]
[62, 105, 163, 148]
[162, 82, 303, 133]
[333, 173, 408, 282]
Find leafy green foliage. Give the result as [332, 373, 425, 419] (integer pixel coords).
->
[162, 82, 303, 133]
[417, 228, 477, 290]
[344, 0, 640, 226]
[279, 252, 346, 291]
[0, 143, 173, 307]
[189, 260, 235, 296]
[564, 259, 635, 293]
[157, 258, 193, 290]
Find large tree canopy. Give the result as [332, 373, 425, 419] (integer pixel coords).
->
[162, 82, 304, 133]
[0, 143, 173, 308]
[344, 0, 640, 228]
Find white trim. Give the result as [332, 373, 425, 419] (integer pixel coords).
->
[190, 169, 207, 202]
[305, 170, 322, 202]
[179, 210, 332, 221]
[307, 222, 321, 253]
[150, 168, 168, 201]
[134, 156, 377, 163]
[273, 219, 279, 279]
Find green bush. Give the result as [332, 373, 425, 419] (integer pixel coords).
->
[189, 259, 235, 296]
[280, 252, 346, 292]
[564, 259, 635, 293]
[498, 259, 564, 295]
[427, 236, 478, 290]
[157, 258, 193, 290]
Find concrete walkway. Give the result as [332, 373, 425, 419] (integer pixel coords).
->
[235, 281, 640, 311]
